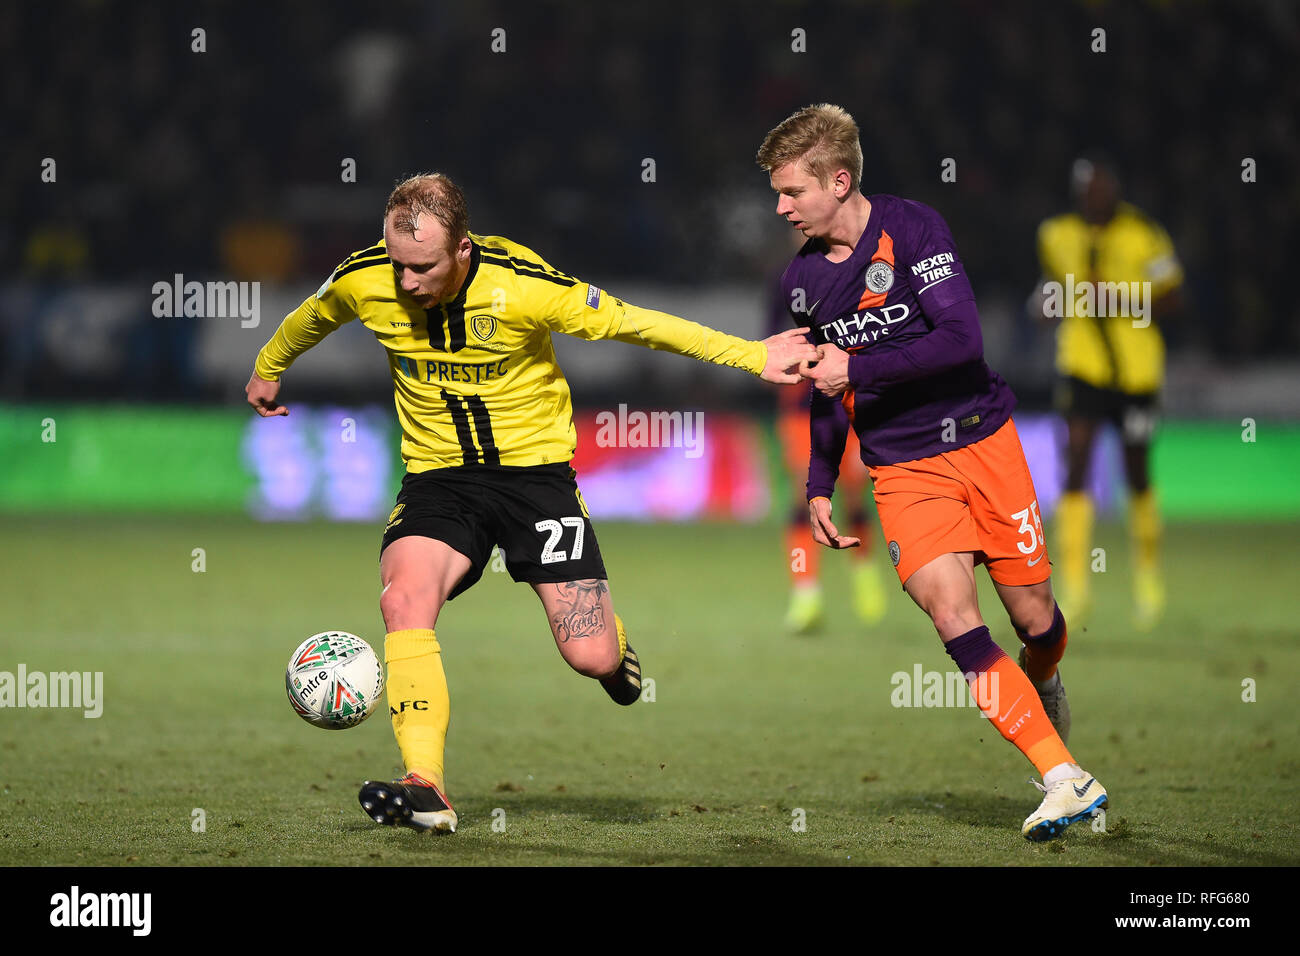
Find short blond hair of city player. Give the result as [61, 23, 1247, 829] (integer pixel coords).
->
[756, 103, 864, 192]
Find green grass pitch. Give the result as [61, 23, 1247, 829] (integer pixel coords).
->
[0, 515, 1296, 866]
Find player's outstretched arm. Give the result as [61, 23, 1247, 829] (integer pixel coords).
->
[809, 496, 861, 550]
[246, 371, 288, 417]
[546, 285, 817, 383]
[246, 274, 356, 418]
[607, 304, 817, 381]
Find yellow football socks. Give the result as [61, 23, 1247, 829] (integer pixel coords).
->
[1056, 491, 1093, 612]
[1130, 488, 1161, 573]
[614, 613, 628, 662]
[384, 628, 450, 790]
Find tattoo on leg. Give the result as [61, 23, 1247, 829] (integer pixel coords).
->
[547, 579, 609, 643]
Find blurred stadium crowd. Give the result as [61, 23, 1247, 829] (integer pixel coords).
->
[3, 0, 1297, 400]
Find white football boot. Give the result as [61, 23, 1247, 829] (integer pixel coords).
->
[1022, 770, 1107, 841]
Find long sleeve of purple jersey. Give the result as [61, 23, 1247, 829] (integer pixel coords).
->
[806, 387, 851, 500]
[846, 295, 984, 390]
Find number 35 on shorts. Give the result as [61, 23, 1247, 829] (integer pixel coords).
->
[1010, 501, 1044, 555]
[535, 517, 587, 564]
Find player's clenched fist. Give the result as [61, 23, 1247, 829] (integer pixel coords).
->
[246, 371, 289, 417]
[809, 495, 861, 550]
[800, 341, 852, 397]
[760, 327, 820, 384]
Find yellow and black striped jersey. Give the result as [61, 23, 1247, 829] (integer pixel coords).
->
[255, 233, 767, 472]
[1038, 202, 1183, 394]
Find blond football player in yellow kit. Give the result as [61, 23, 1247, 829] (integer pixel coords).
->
[246, 173, 817, 833]
[1035, 157, 1184, 630]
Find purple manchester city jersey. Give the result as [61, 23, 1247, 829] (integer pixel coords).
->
[779, 194, 1016, 496]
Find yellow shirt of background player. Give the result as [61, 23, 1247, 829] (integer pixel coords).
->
[1037, 203, 1183, 395]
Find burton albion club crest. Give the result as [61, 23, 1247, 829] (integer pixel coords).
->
[865, 261, 895, 295]
[470, 314, 497, 342]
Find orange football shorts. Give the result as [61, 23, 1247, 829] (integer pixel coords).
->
[867, 417, 1049, 587]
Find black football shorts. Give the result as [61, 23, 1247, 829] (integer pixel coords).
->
[1056, 376, 1159, 444]
[379, 463, 607, 600]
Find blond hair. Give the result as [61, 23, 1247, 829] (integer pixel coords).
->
[756, 104, 863, 192]
[384, 173, 469, 246]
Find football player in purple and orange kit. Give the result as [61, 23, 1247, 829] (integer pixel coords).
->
[756, 104, 1108, 840]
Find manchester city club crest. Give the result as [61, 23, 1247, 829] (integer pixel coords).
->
[470, 314, 497, 341]
[865, 260, 895, 295]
